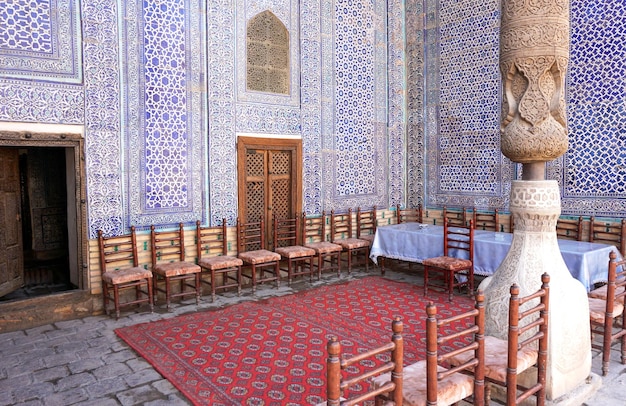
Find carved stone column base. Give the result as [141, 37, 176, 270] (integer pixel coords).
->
[479, 180, 591, 400]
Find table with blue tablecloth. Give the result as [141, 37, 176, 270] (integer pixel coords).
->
[369, 222, 618, 291]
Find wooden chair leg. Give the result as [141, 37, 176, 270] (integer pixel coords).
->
[448, 270, 454, 302]
[165, 277, 172, 310]
[102, 283, 110, 316]
[251, 265, 257, 292]
[195, 273, 201, 305]
[147, 278, 154, 312]
[113, 285, 121, 320]
[274, 262, 281, 288]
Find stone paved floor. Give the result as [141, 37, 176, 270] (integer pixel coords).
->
[0, 264, 623, 405]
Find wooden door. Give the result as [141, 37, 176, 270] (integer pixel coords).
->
[237, 137, 302, 242]
[0, 148, 23, 297]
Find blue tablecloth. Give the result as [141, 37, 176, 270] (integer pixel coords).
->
[370, 222, 618, 291]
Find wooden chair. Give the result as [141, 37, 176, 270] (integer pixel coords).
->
[330, 209, 371, 274]
[590, 217, 626, 255]
[356, 206, 377, 245]
[449, 273, 551, 405]
[423, 218, 475, 301]
[373, 293, 485, 405]
[301, 212, 343, 278]
[324, 317, 404, 406]
[556, 216, 584, 241]
[442, 205, 468, 227]
[273, 215, 316, 284]
[150, 223, 202, 310]
[396, 203, 423, 224]
[472, 208, 499, 231]
[236, 216, 282, 292]
[195, 219, 243, 302]
[97, 226, 153, 319]
[588, 251, 626, 376]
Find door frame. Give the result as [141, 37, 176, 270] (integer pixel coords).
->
[0, 126, 87, 291]
[236, 136, 303, 225]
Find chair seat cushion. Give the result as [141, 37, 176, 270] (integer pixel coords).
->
[423, 255, 472, 271]
[335, 238, 370, 249]
[102, 267, 152, 285]
[153, 261, 201, 277]
[371, 360, 474, 406]
[358, 234, 375, 244]
[198, 255, 243, 270]
[588, 284, 626, 304]
[447, 335, 537, 382]
[239, 250, 281, 264]
[305, 241, 343, 254]
[589, 296, 625, 323]
[275, 245, 316, 259]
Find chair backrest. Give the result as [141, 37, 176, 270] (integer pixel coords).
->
[506, 273, 550, 405]
[273, 215, 301, 249]
[426, 291, 485, 404]
[356, 206, 377, 238]
[196, 219, 228, 260]
[326, 317, 404, 406]
[472, 208, 499, 231]
[396, 203, 423, 224]
[98, 226, 139, 274]
[602, 250, 626, 323]
[443, 218, 474, 262]
[442, 206, 467, 227]
[151, 223, 187, 267]
[301, 212, 329, 244]
[330, 209, 354, 242]
[590, 217, 626, 255]
[556, 216, 584, 241]
[236, 216, 267, 253]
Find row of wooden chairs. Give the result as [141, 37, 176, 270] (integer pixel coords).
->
[97, 209, 378, 319]
[324, 274, 551, 405]
[421, 205, 626, 255]
[397, 204, 499, 232]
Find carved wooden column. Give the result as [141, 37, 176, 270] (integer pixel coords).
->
[480, 0, 592, 401]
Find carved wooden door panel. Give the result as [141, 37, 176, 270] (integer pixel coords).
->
[0, 148, 23, 297]
[237, 137, 302, 243]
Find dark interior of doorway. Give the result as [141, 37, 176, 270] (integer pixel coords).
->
[0, 147, 75, 302]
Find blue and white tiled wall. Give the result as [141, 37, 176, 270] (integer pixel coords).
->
[0, 0, 624, 238]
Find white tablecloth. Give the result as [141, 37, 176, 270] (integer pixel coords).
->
[370, 222, 618, 291]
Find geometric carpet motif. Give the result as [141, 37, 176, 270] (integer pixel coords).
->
[115, 276, 474, 405]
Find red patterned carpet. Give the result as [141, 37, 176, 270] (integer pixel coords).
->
[115, 276, 474, 405]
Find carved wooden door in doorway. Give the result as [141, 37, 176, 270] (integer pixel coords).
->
[0, 148, 23, 297]
[237, 137, 302, 244]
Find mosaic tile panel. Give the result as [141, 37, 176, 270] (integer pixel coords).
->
[425, 0, 512, 210]
[560, 0, 626, 216]
[235, 105, 300, 135]
[0, 79, 83, 123]
[123, 0, 205, 227]
[207, 0, 238, 225]
[405, 0, 425, 209]
[83, 0, 122, 237]
[386, 0, 407, 208]
[300, 0, 323, 215]
[322, 0, 390, 211]
[0, 0, 82, 83]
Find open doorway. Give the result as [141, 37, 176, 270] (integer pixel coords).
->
[0, 146, 74, 301]
[0, 129, 85, 303]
